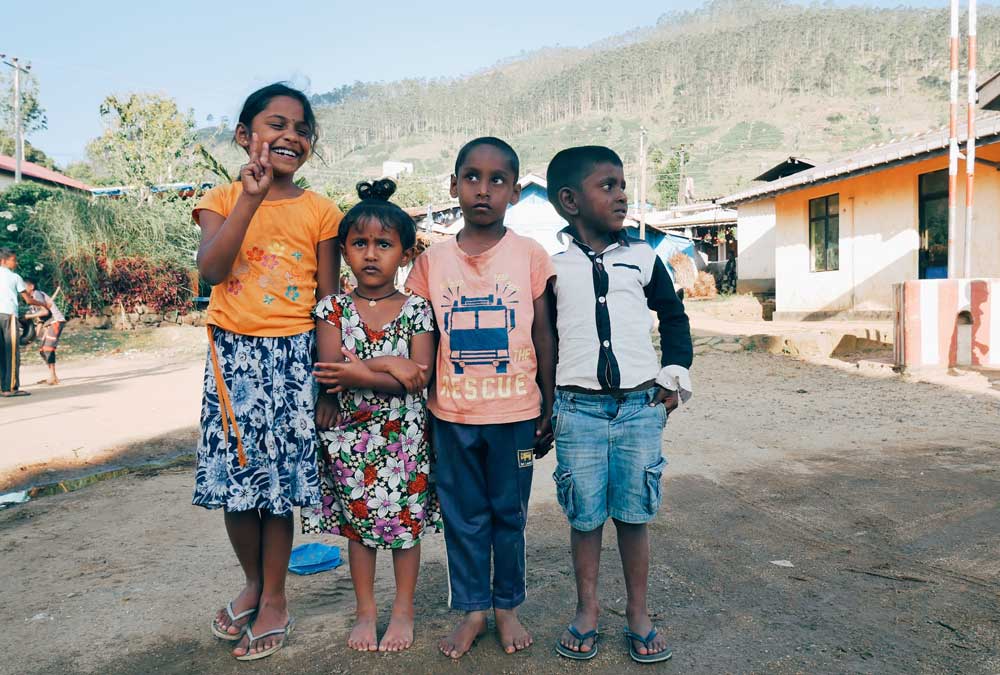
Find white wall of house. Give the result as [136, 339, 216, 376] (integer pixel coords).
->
[735, 198, 775, 294]
[772, 149, 1000, 318]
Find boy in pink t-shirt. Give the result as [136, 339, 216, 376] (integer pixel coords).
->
[406, 137, 556, 660]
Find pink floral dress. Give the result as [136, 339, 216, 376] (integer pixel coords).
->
[301, 294, 442, 549]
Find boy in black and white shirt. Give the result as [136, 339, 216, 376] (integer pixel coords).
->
[546, 146, 692, 664]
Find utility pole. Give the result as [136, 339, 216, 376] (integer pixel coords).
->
[965, 0, 977, 278]
[638, 126, 647, 240]
[947, 0, 959, 278]
[0, 55, 30, 183]
[677, 145, 687, 205]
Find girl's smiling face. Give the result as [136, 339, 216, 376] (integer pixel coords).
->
[236, 95, 313, 176]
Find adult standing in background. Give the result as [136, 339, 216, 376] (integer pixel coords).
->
[0, 248, 45, 397]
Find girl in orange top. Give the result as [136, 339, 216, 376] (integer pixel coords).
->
[193, 83, 342, 662]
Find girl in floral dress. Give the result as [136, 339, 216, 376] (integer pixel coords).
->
[193, 84, 342, 662]
[303, 179, 440, 654]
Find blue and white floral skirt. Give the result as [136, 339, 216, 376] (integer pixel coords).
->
[192, 327, 321, 515]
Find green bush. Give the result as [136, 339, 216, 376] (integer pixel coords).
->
[0, 183, 59, 288]
[0, 183, 200, 316]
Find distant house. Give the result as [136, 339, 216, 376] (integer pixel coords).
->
[0, 155, 92, 193]
[637, 203, 737, 264]
[719, 116, 1000, 320]
[720, 157, 815, 295]
[382, 161, 414, 179]
[404, 201, 462, 238]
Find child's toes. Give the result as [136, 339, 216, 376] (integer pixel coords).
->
[232, 636, 249, 657]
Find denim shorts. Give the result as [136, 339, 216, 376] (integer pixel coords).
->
[551, 387, 668, 531]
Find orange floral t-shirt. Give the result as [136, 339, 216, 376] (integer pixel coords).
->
[193, 182, 342, 337]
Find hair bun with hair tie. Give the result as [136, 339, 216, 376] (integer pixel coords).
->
[355, 178, 397, 202]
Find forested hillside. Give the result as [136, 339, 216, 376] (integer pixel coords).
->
[204, 0, 1000, 202]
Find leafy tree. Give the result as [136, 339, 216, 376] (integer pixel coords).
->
[63, 161, 101, 185]
[0, 132, 55, 168]
[0, 70, 47, 139]
[391, 176, 437, 208]
[650, 147, 689, 207]
[86, 94, 197, 193]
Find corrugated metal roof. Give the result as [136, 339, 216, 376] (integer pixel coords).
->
[718, 114, 1000, 206]
[753, 156, 815, 182]
[646, 207, 737, 230]
[0, 155, 92, 192]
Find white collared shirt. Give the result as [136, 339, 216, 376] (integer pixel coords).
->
[0, 267, 26, 315]
[550, 228, 693, 397]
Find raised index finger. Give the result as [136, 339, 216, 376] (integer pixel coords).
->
[248, 132, 260, 164]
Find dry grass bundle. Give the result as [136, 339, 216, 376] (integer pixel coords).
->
[668, 252, 697, 291]
[692, 271, 718, 299]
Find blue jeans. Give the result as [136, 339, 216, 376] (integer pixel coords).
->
[552, 387, 667, 532]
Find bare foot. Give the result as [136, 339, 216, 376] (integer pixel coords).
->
[439, 610, 487, 659]
[379, 607, 414, 652]
[559, 607, 599, 654]
[348, 613, 379, 652]
[213, 583, 260, 638]
[495, 607, 532, 654]
[47, 377, 59, 386]
[233, 595, 289, 658]
[626, 610, 670, 657]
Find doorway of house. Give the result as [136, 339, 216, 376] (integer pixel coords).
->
[918, 169, 949, 279]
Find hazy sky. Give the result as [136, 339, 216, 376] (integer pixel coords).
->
[4, 0, 971, 164]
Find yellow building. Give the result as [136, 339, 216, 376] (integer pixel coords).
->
[719, 116, 1000, 320]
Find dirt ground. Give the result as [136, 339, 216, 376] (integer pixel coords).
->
[3, 348, 1000, 674]
[0, 326, 204, 490]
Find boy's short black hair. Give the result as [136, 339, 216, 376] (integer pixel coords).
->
[454, 137, 519, 177]
[0, 248, 13, 261]
[338, 178, 417, 250]
[546, 146, 624, 211]
[23, 277, 36, 286]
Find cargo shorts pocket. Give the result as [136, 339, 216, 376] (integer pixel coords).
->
[643, 456, 667, 514]
[553, 469, 576, 520]
[552, 393, 574, 439]
[551, 399, 563, 439]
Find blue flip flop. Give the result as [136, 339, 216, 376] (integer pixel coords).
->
[624, 628, 672, 664]
[288, 542, 341, 575]
[555, 624, 600, 660]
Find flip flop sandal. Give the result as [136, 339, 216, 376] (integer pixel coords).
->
[624, 628, 672, 664]
[235, 616, 295, 661]
[3, 390, 30, 397]
[211, 602, 257, 641]
[555, 624, 600, 660]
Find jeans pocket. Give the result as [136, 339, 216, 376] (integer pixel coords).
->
[643, 456, 667, 514]
[553, 469, 576, 520]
